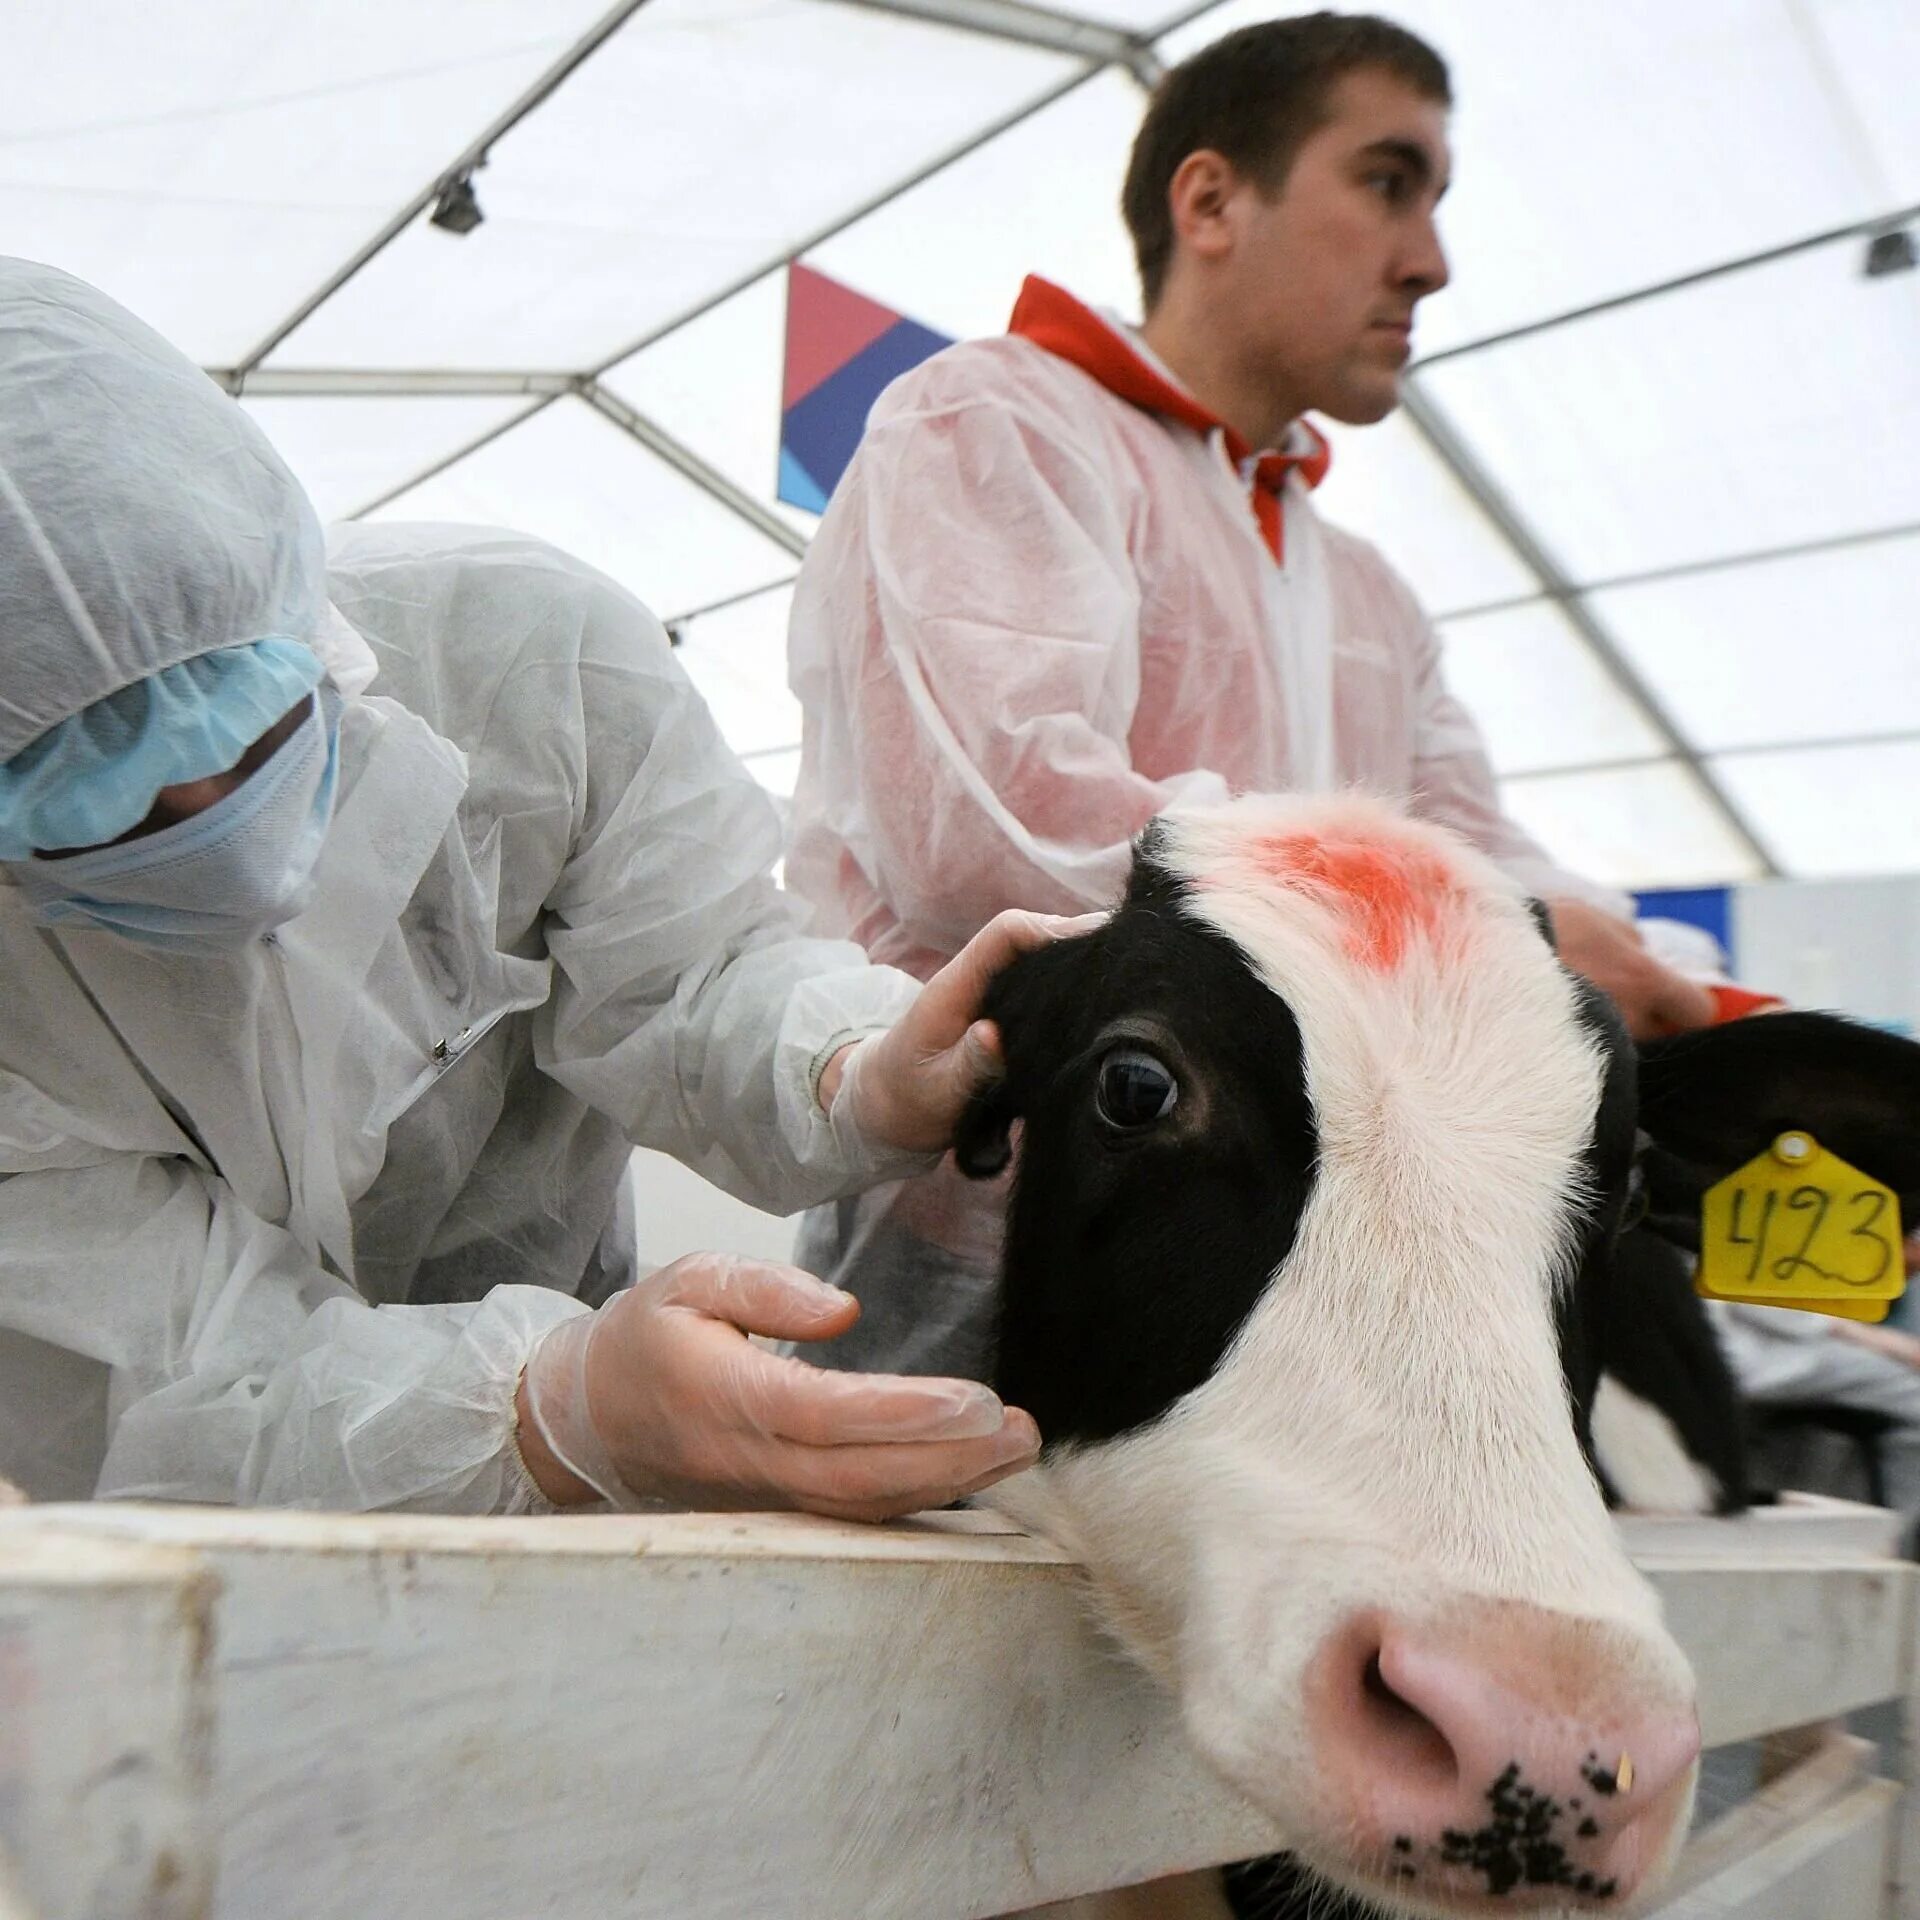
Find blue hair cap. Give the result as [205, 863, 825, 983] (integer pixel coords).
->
[0, 637, 324, 859]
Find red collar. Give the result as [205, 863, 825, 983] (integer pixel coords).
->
[1007, 274, 1330, 562]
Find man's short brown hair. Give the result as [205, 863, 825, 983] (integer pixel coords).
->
[1121, 12, 1451, 310]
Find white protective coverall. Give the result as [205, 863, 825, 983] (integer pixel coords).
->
[0, 262, 920, 1509]
[785, 274, 1623, 1379]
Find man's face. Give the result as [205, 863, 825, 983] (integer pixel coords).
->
[1216, 68, 1451, 426]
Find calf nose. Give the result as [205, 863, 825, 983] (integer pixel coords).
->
[1305, 1602, 1699, 1907]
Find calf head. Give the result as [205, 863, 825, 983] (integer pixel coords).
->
[956, 794, 1920, 1917]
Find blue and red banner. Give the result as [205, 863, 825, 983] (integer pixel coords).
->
[779, 264, 952, 514]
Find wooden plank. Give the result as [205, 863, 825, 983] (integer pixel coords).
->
[1642, 1558, 1913, 1747]
[5, 1500, 1074, 1564]
[0, 1528, 216, 1920]
[1619, 1493, 1906, 1564]
[3, 1504, 1911, 1920]
[0, 1508, 1283, 1920]
[32, 1493, 1905, 1573]
[1656, 1727, 1870, 1899]
[1895, 1590, 1920, 1920]
[1643, 1776, 1898, 1919]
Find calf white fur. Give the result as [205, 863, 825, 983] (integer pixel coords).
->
[964, 795, 1700, 1917]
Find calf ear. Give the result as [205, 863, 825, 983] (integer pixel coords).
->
[1526, 896, 1558, 952]
[948, 925, 1097, 1180]
[955, 1084, 1017, 1178]
[1636, 1011, 1920, 1242]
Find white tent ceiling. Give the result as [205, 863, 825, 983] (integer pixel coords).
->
[8, 0, 1917, 888]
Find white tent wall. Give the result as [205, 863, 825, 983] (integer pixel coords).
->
[7, 0, 1917, 878]
[1735, 872, 1920, 1037]
[630, 1146, 799, 1269]
[0, 2, 615, 362]
[263, 4, 1082, 372]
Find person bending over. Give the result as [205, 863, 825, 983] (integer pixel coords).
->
[0, 260, 1065, 1517]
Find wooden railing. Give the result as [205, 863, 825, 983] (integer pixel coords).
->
[0, 1495, 1913, 1919]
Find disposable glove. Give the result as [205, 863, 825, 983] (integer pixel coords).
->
[516, 1252, 1040, 1519]
[818, 907, 1105, 1153]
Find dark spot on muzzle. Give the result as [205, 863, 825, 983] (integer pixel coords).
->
[1430, 1762, 1618, 1901]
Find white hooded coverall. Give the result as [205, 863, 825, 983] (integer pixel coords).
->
[785, 274, 1622, 1379]
[0, 261, 920, 1510]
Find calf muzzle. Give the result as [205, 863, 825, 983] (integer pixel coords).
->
[1303, 1599, 1699, 1909]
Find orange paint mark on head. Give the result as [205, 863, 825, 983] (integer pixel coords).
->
[1249, 831, 1462, 970]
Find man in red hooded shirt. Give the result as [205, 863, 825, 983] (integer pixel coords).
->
[784, 12, 1718, 1378]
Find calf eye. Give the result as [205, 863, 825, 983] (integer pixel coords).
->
[1095, 1048, 1179, 1131]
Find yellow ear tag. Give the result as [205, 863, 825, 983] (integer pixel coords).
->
[1696, 1131, 1905, 1323]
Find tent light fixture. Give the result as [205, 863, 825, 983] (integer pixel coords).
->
[430, 165, 486, 237]
[1863, 227, 1916, 278]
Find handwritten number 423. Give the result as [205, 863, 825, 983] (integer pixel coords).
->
[1727, 1185, 1893, 1288]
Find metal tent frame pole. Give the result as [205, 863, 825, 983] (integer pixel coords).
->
[196, 0, 1905, 848]
[1399, 378, 1781, 876]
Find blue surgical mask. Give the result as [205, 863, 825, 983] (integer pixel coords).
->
[8, 688, 342, 953]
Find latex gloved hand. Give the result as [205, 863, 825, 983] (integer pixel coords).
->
[1545, 897, 1717, 1041]
[516, 1252, 1040, 1520]
[819, 907, 1106, 1154]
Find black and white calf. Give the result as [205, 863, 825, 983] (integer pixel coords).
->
[954, 794, 1920, 1919]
